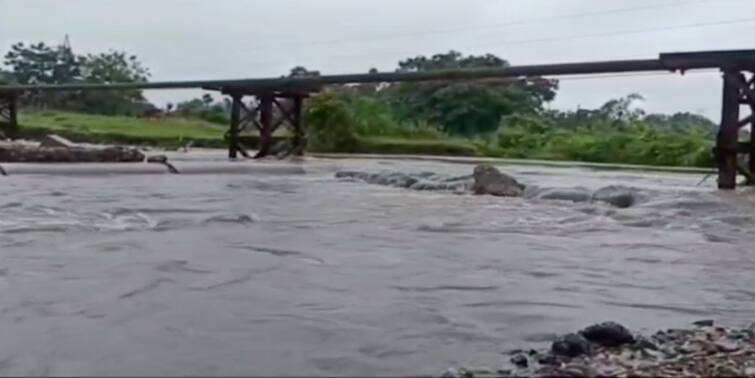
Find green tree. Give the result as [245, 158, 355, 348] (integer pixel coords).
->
[0, 69, 12, 84]
[384, 50, 558, 136]
[3, 40, 153, 115]
[3, 41, 83, 108]
[175, 95, 228, 124]
[72, 50, 151, 115]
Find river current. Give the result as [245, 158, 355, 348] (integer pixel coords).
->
[1, 154, 754, 376]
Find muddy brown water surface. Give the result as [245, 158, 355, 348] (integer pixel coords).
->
[1, 154, 755, 376]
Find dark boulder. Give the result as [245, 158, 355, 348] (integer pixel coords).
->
[509, 354, 528, 368]
[693, 319, 714, 327]
[580, 322, 635, 347]
[147, 155, 169, 164]
[592, 186, 639, 208]
[472, 164, 525, 197]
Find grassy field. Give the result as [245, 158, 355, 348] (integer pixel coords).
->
[19, 111, 228, 147]
[17, 110, 482, 156]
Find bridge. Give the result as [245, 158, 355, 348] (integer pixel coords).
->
[1, 49, 755, 189]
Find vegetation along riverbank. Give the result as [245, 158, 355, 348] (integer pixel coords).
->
[2, 40, 719, 168]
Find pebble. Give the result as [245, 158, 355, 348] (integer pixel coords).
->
[693, 319, 714, 327]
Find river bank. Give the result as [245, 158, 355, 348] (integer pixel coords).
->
[446, 321, 755, 378]
[15, 110, 716, 169]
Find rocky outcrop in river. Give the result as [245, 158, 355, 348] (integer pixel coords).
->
[0, 136, 145, 163]
[444, 321, 755, 378]
[472, 164, 525, 197]
[336, 164, 646, 208]
[334, 170, 474, 193]
[335, 164, 526, 196]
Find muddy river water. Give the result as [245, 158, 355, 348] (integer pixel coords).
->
[1, 154, 754, 376]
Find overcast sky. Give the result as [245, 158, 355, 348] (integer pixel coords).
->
[2, 0, 755, 120]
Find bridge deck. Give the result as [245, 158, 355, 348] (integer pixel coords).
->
[0, 50, 753, 93]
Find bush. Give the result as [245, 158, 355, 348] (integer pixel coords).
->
[305, 94, 360, 152]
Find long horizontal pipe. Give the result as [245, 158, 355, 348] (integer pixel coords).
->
[2, 50, 753, 93]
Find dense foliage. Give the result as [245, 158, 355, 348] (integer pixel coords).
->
[173, 94, 231, 125]
[386, 51, 557, 136]
[3, 40, 151, 115]
[305, 88, 716, 167]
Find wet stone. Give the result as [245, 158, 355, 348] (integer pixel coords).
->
[552, 333, 592, 358]
[715, 340, 740, 353]
[693, 319, 714, 327]
[592, 185, 638, 208]
[632, 336, 659, 351]
[472, 164, 525, 197]
[449, 322, 755, 378]
[147, 154, 168, 164]
[580, 322, 635, 347]
[510, 354, 528, 368]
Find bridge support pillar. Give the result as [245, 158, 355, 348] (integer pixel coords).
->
[716, 71, 755, 189]
[0, 93, 18, 140]
[255, 94, 274, 159]
[223, 89, 310, 160]
[228, 93, 243, 159]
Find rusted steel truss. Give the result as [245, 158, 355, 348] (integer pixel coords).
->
[716, 71, 755, 189]
[0, 93, 18, 139]
[224, 90, 309, 159]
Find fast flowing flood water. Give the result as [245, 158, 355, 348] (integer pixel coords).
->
[1, 155, 755, 376]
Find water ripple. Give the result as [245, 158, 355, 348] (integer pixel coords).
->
[392, 285, 500, 293]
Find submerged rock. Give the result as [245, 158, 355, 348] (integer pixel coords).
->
[534, 187, 592, 203]
[551, 333, 591, 358]
[336, 166, 643, 208]
[335, 170, 473, 193]
[472, 164, 525, 197]
[592, 185, 639, 208]
[580, 322, 635, 347]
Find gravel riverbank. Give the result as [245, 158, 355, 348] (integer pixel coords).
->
[445, 321, 755, 378]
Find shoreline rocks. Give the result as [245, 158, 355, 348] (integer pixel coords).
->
[444, 321, 755, 378]
[0, 136, 145, 163]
